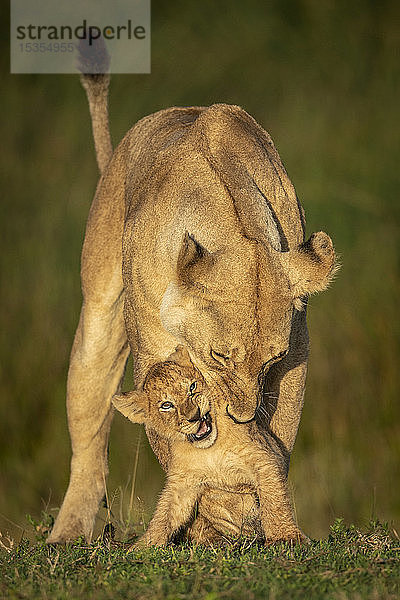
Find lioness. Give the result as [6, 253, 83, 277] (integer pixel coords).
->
[113, 345, 304, 546]
[48, 64, 336, 543]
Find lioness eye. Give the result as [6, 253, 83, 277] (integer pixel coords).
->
[189, 381, 197, 394]
[160, 401, 174, 411]
[210, 349, 230, 367]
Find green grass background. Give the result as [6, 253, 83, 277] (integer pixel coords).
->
[0, 0, 399, 541]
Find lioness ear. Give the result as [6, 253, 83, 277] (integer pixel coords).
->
[282, 231, 338, 298]
[112, 391, 147, 424]
[167, 344, 193, 368]
[177, 232, 214, 285]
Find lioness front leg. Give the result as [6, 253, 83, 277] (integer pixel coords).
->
[254, 452, 304, 544]
[135, 476, 201, 547]
[263, 309, 309, 465]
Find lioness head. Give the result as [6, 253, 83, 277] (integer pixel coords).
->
[112, 345, 217, 449]
[161, 231, 337, 422]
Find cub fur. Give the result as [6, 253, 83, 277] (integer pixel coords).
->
[113, 345, 304, 546]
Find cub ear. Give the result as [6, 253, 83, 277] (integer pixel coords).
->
[167, 344, 193, 368]
[282, 231, 338, 298]
[177, 232, 214, 285]
[112, 390, 147, 424]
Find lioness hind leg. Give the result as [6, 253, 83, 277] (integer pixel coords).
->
[47, 301, 129, 543]
[48, 151, 129, 544]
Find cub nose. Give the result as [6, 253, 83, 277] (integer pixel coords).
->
[187, 406, 201, 423]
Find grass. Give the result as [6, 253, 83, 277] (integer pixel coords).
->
[1, 520, 399, 600]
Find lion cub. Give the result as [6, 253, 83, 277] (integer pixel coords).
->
[112, 345, 303, 547]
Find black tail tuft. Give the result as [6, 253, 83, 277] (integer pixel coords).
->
[77, 37, 110, 76]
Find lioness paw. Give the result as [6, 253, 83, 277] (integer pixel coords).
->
[264, 529, 309, 546]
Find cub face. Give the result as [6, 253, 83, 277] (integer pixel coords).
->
[112, 346, 218, 449]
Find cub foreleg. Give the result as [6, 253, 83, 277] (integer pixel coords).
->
[135, 474, 201, 547]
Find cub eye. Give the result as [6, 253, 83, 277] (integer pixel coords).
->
[160, 401, 174, 411]
[189, 381, 197, 394]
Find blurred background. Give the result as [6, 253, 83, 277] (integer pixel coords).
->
[1, 0, 399, 541]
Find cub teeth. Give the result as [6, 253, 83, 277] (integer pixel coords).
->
[192, 412, 212, 440]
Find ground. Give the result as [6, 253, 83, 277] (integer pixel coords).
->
[1, 520, 399, 599]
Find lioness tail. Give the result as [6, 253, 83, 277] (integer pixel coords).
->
[77, 40, 112, 175]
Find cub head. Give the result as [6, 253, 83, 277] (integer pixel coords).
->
[112, 345, 217, 449]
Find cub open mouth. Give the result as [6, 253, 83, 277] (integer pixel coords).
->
[188, 412, 212, 442]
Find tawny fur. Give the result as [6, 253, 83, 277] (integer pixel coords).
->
[47, 74, 336, 544]
[113, 346, 304, 546]
[80, 73, 112, 174]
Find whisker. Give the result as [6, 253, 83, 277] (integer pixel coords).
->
[263, 390, 278, 400]
[257, 405, 273, 422]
